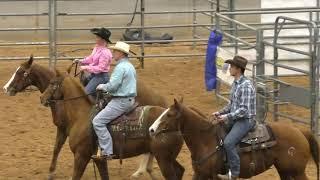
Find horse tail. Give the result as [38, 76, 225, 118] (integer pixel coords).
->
[308, 133, 319, 180]
[298, 127, 319, 179]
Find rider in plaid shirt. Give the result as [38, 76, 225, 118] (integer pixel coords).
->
[212, 56, 256, 180]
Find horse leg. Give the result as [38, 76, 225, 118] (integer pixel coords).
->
[72, 152, 91, 180]
[146, 154, 157, 180]
[293, 172, 308, 180]
[48, 127, 67, 180]
[93, 159, 109, 180]
[277, 171, 292, 180]
[173, 160, 185, 180]
[155, 156, 178, 180]
[131, 153, 153, 179]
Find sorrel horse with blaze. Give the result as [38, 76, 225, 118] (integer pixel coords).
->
[149, 98, 319, 180]
[39, 69, 184, 180]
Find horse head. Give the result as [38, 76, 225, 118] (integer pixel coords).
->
[40, 69, 65, 107]
[3, 55, 34, 96]
[149, 97, 184, 137]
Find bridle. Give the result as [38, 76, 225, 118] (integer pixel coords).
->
[44, 78, 95, 105]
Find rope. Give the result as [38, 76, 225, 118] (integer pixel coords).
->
[49, 92, 96, 103]
[127, 0, 139, 27]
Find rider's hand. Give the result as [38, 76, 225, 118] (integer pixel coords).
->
[211, 111, 220, 120]
[96, 84, 104, 91]
[73, 58, 82, 63]
[80, 66, 87, 72]
[217, 114, 228, 123]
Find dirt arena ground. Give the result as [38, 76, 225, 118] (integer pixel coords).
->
[0, 45, 318, 179]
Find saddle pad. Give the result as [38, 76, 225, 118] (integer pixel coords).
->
[241, 123, 271, 144]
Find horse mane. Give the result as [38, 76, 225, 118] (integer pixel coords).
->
[62, 75, 92, 105]
[189, 106, 208, 119]
[180, 103, 213, 129]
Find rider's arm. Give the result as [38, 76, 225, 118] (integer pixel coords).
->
[81, 49, 112, 74]
[99, 65, 125, 93]
[81, 47, 96, 65]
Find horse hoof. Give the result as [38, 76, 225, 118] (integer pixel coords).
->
[130, 172, 143, 179]
[48, 173, 55, 180]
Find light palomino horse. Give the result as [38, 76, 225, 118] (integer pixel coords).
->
[40, 70, 184, 180]
[149, 98, 319, 180]
[2, 56, 172, 179]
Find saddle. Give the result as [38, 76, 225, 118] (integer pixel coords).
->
[238, 123, 277, 152]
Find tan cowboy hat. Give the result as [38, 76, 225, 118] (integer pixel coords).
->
[110, 41, 130, 55]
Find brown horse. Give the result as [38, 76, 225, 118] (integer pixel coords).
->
[2, 56, 176, 179]
[149, 99, 320, 180]
[39, 70, 184, 180]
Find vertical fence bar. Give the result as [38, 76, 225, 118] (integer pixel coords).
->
[310, 25, 319, 135]
[192, 0, 197, 49]
[273, 20, 279, 122]
[228, 0, 235, 44]
[48, 0, 57, 69]
[256, 29, 266, 123]
[140, 0, 145, 68]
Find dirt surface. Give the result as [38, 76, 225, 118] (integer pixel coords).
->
[0, 45, 318, 180]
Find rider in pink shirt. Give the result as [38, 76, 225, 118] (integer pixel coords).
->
[74, 27, 112, 98]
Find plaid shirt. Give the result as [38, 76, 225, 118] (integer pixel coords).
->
[219, 75, 256, 121]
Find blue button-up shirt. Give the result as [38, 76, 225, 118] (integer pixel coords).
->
[100, 57, 137, 97]
[219, 75, 256, 121]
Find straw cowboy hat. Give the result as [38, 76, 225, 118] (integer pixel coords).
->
[110, 41, 130, 55]
[225, 55, 248, 70]
[90, 27, 112, 43]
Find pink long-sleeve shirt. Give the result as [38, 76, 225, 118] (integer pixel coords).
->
[80, 45, 112, 74]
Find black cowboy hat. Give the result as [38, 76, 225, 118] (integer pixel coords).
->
[90, 27, 112, 43]
[225, 55, 248, 70]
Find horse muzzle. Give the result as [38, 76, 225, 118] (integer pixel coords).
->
[4, 87, 17, 96]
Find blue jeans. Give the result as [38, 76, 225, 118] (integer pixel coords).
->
[92, 97, 135, 155]
[85, 72, 109, 97]
[223, 118, 256, 177]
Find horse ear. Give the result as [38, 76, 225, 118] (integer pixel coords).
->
[178, 96, 184, 104]
[66, 63, 73, 75]
[26, 54, 34, 68]
[174, 98, 180, 108]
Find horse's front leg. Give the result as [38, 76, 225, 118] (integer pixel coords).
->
[93, 159, 109, 180]
[72, 152, 91, 180]
[48, 127, 67, 180]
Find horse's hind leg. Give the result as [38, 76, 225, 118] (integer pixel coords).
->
[93, 159, 109, 180]
[131, 153, 154, 179]
[173, 160, 185, 180]
[277, 171, 292, 180]
[146, 154, 157, 180]
[48, 127, 67, 180]
[72, 153, 90, 180]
